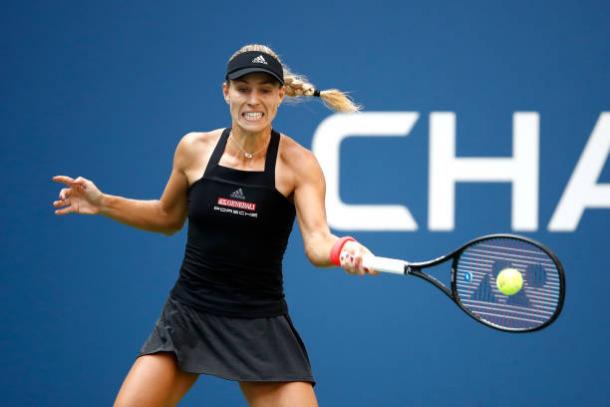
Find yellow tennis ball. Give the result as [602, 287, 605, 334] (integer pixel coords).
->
[496, 268, 524, 296]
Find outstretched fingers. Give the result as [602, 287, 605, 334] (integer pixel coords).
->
[52, 176, 82, 215]
[54, 204, 74, 215]
[58, 187, 71, 200]
[54, 189, 74, 215]
[52, 175, 74, 186]
[52, 175, 87, 191]
[53, 199, 75, 215]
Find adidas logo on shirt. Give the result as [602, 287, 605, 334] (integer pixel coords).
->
[230, 188, 246, 200]
[251, 55, 268, 65]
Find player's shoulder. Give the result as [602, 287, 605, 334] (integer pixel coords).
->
[176, 129, 224, 155]
[174, 129, 223, 166]
[278, 132, 322, 177]
[178, 129, 223, 149]
[279, 132, 318, 164]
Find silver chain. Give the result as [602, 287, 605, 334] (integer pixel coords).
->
[228, 134, 269, 159]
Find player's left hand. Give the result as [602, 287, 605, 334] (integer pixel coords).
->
[339, 241, 379, 276]
[52, 175, 104, 215]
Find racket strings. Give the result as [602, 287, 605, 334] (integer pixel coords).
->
[455, 238, 562, 330]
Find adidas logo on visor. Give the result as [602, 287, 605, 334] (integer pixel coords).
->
[230, 188, 246, 200]
[251, 55, 268, 65]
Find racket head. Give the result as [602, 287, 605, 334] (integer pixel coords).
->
[451, 234, 565, 333]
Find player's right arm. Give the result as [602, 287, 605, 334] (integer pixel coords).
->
[52, 133, 198, 236]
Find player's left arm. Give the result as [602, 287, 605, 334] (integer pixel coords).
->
[291, 145, 375, 274]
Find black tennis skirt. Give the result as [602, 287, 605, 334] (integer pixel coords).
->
[138, 296, 315, 384]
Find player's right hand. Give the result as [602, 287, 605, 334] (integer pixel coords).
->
[339, 240, 379, 276]
[52, 175, 104, 215]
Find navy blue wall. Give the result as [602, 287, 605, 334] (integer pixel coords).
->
[2, 1, 609, 405]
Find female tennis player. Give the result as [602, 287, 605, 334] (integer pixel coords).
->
[52, 44, 376, 407]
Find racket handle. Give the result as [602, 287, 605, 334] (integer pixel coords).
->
[362, 255, 408, 275]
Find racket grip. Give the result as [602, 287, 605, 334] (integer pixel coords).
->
[362, 255, 408, 275]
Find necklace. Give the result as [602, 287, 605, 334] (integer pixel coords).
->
[229, 133, 269, 159]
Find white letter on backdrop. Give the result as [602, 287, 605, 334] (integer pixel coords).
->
[549, 113, 610, 231]
[429, 112, 539, 231]
[312, 112, 419, 231]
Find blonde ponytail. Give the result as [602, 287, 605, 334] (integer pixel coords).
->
[228, 44, 362, 113]
[283, 72, 361, 112]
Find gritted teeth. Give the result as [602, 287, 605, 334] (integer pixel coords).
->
[243, 112, 264, 120]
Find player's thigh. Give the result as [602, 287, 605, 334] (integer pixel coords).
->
[239, 381, 318, 407]
[114, 352, 199, 407]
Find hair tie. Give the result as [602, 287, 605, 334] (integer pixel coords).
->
[313, 89, 321, 97]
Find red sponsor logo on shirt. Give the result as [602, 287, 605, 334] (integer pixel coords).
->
[217, 197, 256, 211]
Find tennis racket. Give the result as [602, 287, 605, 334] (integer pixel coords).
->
[362, 234, 565, 332]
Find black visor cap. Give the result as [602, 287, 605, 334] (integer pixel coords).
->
[226, 51, 284, 85]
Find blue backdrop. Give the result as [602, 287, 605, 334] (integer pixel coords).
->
[2, 1, 609, 405]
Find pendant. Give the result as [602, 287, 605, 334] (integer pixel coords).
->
[244, 152, 253, 159]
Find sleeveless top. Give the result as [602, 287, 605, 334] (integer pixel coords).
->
[170, 128, 296, 318]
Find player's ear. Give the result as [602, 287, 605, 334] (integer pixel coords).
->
[222, 81, 230, 104]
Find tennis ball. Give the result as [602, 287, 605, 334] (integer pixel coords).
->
[496, 268, 524, 296]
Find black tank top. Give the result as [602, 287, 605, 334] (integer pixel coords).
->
[170, 128, 296, 317]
